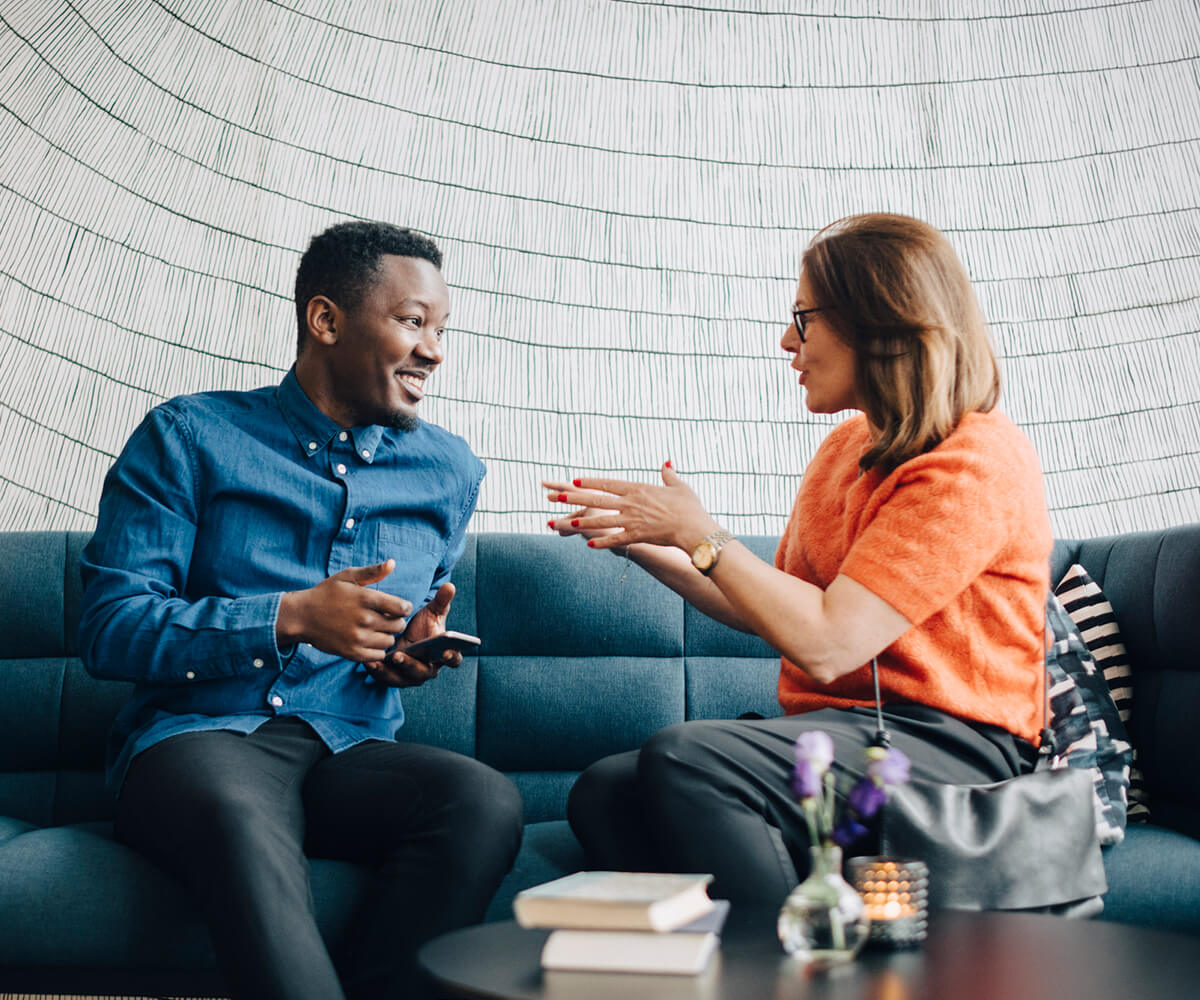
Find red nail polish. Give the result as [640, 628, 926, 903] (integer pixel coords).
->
[573, 478, 582, 487]
[557, 493, 568, 502]
[587, 539, 595, 548]
[571, 519, 580, 527]
[665, 460, 673, 468]
[547, 520, 555, 529]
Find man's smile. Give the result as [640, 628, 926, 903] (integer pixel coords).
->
[397, 370, 427, 399]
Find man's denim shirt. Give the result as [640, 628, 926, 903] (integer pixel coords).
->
[79, 368, 485, 793]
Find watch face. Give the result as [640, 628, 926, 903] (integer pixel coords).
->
[692, 541, 716, 571]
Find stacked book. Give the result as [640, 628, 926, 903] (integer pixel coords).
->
[512, 871, 728, 975]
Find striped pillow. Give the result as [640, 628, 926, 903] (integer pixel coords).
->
[1054, 564, 1150, 821]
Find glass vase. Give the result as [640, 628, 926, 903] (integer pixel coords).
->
[777, 844, 870, 968]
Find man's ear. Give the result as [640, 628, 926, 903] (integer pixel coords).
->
[305, 295, 340, 347]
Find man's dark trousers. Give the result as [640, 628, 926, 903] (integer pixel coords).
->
[115, 717, 524, 999]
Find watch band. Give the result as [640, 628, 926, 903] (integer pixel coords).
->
[692, 528, 734, 574]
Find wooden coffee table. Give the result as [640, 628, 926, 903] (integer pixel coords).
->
[419, 905, 1200, 999]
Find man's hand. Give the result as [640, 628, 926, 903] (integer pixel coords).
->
[277, 560, 412, 663]
[363, 582, 461, 688]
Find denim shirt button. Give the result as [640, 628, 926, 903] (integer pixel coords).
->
[253, 658, 265, 668]
[270, 695, 284, 708]
[185, 671, 195, 680]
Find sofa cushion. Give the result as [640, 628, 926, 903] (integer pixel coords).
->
[0, 821, 375, 969]
[0, 533, 69, 659]
[684, 656, 781, 721]
[0, 657, 127, 826]
[486, 819, 585, 923]
[473, 534, 684, 658]
[1055, 563, 1149, 821]
[1100, 822, 1200, 934]
[475, 655, 685, 773]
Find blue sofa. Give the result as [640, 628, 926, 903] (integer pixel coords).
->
[1, 526, 1198, 995]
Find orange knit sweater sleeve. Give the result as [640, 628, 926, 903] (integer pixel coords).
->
[775, 410, 1052, 744]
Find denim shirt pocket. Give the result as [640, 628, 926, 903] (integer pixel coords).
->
[376, 522, 446, 610]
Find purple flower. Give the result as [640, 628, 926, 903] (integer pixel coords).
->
[833, 816, 870, 848]
[866, 746, 911, 787]
[846, 776, 888, 819]
[794, 731, 835, 772]
[787, 731, 911, 849]
[792, 760, 823, 800]
[792, 731, 835, 802]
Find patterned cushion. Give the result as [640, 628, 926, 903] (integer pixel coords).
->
[1045, 593, 1133, 846]
[1054, 564, 1150, 821]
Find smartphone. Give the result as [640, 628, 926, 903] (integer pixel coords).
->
[394, 630, 481, 663]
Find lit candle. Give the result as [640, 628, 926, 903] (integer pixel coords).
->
[848, 857, 928, 947]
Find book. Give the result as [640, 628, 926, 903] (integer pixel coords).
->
[512, 871, 715, 931]
[539, 900, 729, 975]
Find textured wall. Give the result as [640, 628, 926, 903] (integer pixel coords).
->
[1, 0, 1198, 539]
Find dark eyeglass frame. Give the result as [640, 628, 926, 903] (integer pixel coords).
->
[791, 306, 825, 343]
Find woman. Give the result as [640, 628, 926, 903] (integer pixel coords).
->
[545, 213, 1052, 905]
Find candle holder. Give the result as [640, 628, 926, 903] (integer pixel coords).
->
[847, 856, 928, 948]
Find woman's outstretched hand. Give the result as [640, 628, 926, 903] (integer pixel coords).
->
[543, 462, 720, 554]
[542, 490, 622, 544]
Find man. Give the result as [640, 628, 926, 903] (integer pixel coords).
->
[79, 221, 523, 999]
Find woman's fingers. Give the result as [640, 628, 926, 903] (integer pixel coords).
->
[543, 476, 638, 498]
[548, 507, 627, 542]
[566, 513, 625, 531]
[584, 531, 631, 550]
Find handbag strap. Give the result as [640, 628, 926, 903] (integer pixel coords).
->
[870, 656, 891, 749]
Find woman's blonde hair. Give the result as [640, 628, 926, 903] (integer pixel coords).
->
[802, 213, 1001, 474]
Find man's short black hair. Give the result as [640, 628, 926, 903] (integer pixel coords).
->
[294, 221, 442, 355]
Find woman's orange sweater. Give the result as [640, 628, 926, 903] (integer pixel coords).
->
[775, 409, 1052, 744]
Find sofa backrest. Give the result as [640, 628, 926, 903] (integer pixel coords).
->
[0, 531, 782, 827]
[0, 532, 125, 827]
[1051, 524, 1200, 841]
[1, 526, 1196, 835]
[394, 533, 783, 821]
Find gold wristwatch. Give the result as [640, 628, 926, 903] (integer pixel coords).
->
[691, 529, 734, 574]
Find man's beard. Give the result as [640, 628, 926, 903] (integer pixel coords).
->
[387, 411, 420, 433]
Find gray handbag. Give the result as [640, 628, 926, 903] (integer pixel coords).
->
[871, 658, 1108, 917]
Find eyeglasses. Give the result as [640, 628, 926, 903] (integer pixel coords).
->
[791, 306, 825, 343]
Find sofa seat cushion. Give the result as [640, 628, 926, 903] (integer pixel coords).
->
[486, 819, 585, 923]
[0, 821, 374, 970]
[1099, 823, 1200, 934]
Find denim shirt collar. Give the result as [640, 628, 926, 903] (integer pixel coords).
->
[276, 367, 385, 464]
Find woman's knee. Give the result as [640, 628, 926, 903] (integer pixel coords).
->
[568, 752, 637, 826]
[638, 720, 734, 792]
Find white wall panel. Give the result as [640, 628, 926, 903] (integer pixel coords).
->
[0, 0, 1197, 540]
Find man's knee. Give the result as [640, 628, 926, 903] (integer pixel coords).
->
[436, 758, 524, 853]
[477, 763, 524, 835]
